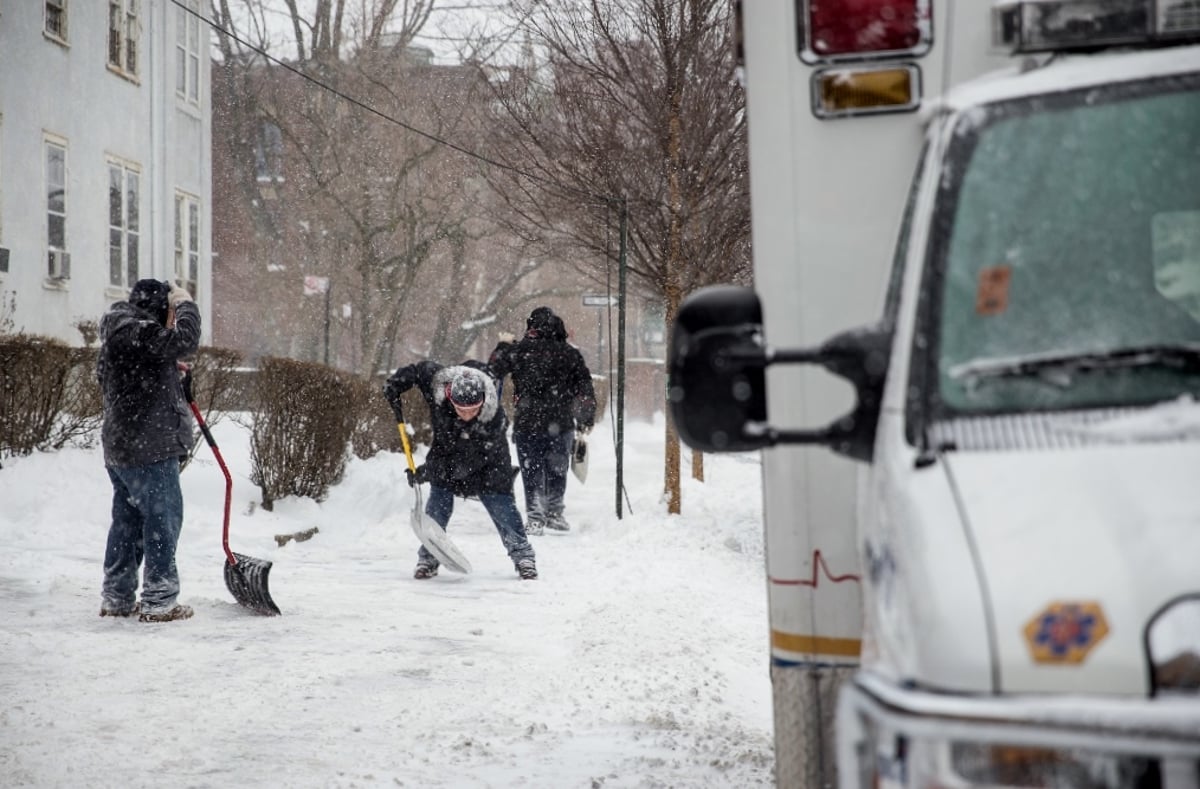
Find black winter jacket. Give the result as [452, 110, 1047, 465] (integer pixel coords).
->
[383, 361, 515, 497]
[489, 322, 596, 436]
[97, 300, 201, 468]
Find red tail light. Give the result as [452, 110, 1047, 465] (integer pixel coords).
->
[802, 0, 931, 61]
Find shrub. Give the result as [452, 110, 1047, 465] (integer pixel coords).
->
[250, 356, 358, 509]
[349, 375, 397, 460]
[0, 335, 101, 461]
[354, 375, 431, 460]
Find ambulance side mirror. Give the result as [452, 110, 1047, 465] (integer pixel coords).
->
[668, 285, 890, 461]
[668, 285, 770, 451]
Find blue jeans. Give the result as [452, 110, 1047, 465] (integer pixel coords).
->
[102, 458, 184, 613]
[419, 484, 535, 567]
[514, 429, 573, 523]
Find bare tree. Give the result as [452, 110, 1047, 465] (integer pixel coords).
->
[480, 0, 750, 512]
[210, 1, 557, 377]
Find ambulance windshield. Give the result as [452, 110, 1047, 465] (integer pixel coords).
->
[934, 73, 1200, 414]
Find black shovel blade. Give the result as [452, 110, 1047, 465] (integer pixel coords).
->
[224, 552, 281, 616]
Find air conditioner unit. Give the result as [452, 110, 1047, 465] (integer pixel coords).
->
[48, 250, 71, 280]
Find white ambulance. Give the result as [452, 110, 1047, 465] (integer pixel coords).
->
[670, 0, 1200, 786]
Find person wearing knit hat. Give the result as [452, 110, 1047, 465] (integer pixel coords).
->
[448, 370, 486, 409]
[383, 359, 537, 580]
[96, 279, 200, 623]
[489, 306, 597, 535]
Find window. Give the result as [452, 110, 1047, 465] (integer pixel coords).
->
[255, 122, 284, 183]
[108, 0, 140, 77]
[108, 160, 140, 288]
[45, 0, 68, 42]
[46, 138, 67, 260]
[174, 192, 200, 297]
[1152, 210, 1200, 321]
[0, 114, 4, 243]
[176, 0, 201, 104]
[932, 76, 1200, 415]
[0, 115, 5, 275]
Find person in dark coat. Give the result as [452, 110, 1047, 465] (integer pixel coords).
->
[489, 307, 597, 534]
[96, 278, 200, 623]
[383, 360, 537, 580]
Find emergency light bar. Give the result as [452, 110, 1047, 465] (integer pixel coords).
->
[993, 0, 1200, 54]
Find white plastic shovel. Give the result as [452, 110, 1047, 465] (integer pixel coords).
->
[396, 422, 471, 574]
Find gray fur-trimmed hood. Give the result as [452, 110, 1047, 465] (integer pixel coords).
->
[431, 364, 500, 423]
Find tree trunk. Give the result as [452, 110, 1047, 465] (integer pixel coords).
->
[663, 47, 685, 515]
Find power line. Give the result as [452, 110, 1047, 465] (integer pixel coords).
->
[173, 0, 610, 205]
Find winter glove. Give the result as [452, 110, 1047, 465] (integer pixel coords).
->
[181, 369, 195, 402]
[498, 331, 515, 343]
[405, 465, 426, 488]
[383, 379, 408, 422]
[387, 396, 405, 423]
[168, 281, 193, 308]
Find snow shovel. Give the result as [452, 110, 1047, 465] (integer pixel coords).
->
[571, 434, 589, 484]
[184, 372, 281, 616]
[395, 418, 472, 574]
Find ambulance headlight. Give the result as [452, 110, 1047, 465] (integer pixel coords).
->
[1148, 596, 1200, 694]
[948, 742, 1151, 786]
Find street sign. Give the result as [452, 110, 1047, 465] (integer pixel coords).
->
[582, 294, 618, 307]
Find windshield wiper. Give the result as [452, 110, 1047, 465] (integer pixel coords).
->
[948, 343, 1200, 385]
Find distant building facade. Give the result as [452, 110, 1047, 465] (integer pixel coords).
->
[0, 0, 212, 343]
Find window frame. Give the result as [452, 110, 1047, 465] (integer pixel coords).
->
[45, 137, 68, 267]
[107, 0, 141, 79]
[107, 157, 141, 290]
[255, 121, 285, 184]
[174, 191, 201, 298]
[0, 114, 5, 275]
[45, 0, 68, 43]
[175, 0, 202, 105]
[0, 113, 4, 248]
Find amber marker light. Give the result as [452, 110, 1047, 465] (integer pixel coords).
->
[811, 64, 921, 119]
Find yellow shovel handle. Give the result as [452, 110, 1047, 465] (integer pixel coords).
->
[397, 423, 418, 474]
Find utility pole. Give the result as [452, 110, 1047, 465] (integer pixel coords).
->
[615, 197, 628, 519]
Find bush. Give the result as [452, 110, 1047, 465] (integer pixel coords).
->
[181, 346, 244, 471]
[350, 375, 400, 460]
[0, 335, 101, 461]
[250, 356, 358, 509]
[357, 375, 432, 459]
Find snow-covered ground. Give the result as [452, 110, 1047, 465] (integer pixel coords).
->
[0, 412, 773, 788]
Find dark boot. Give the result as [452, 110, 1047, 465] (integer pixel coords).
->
[516, 558, 538, 580]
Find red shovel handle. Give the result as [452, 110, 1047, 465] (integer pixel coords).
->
[186, 392, 237, 567]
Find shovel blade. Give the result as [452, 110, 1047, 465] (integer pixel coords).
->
[225, 552, 281, 616]
[410, 486, 472, 574]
